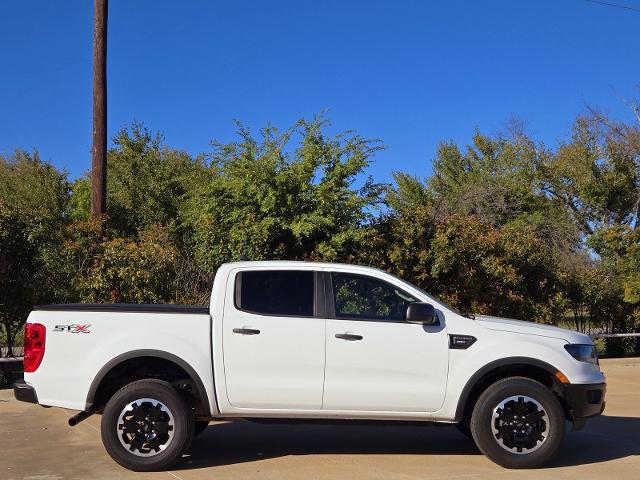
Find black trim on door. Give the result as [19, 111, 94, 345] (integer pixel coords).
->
[322, 271, 336, 318]
[314, 271, 328, 318]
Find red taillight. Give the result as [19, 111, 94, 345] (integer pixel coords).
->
[24, 323, 46, 373]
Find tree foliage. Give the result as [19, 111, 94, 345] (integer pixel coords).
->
[61, 221, 178, 303]
[1, 110, 640, 356]
[0, 151, 69, 354]
[542, 113, 640, 233]
[183, 117, 385, 270]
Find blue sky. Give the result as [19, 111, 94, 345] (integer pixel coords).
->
[1, 0, 639, 182]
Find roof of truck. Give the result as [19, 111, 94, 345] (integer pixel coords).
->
[219, 260, 386, 272]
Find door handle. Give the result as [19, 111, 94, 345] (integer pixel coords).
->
[233, 327, 261, 335]
[335, 333, 363, 341]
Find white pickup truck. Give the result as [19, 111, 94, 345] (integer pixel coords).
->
[14, 261, 606, 471]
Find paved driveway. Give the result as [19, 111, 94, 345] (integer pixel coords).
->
[1, 358, 639, 480]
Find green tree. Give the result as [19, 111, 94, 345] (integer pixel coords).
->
[67, 124, 209, 303]
[361, 128, 579, 324]
[430, 127, 545, 225]
[183, 117, 386, 271]
[61, 220, 178, 303]
[70, 122, 207, 241]
[541, 110, 640, 352]
[359, 203, 570, 323]
[542, 112, 640, 234]
[584, 225, 640, 354]
[429, 127, 581, 255]
[0, 151, 70, 355]
[3, 110, 639, 357]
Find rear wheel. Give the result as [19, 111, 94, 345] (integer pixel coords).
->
[470, 376, 565, 468]
[101, 379, 194, 471]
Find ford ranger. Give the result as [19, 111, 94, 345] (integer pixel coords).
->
[13, 261, 606, 471]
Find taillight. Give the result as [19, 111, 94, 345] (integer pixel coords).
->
[24, 323, 46, 373]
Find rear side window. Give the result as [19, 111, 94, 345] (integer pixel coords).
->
[235, 270, 315, 317]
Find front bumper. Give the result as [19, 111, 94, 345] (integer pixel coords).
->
[13, 380, 38, 404]
[562, 382, 606, 428]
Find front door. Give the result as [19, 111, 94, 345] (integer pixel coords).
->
[323, 271, 449, 412]
[222, 268, 325, 409]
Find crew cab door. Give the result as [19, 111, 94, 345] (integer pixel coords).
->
[323, 271, 449, 413]
[222, 268, 325, 409]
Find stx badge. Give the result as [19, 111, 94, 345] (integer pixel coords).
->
[54, 324, 91, 334]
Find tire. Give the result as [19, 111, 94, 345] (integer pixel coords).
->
[470, 376, 565, 469]
[193, 420, 209, 438]
[101, 379, 195, 471]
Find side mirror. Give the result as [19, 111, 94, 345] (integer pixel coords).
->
[406, 302, 438, 325]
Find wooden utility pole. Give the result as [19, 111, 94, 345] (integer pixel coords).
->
[91, 0, 108, 218]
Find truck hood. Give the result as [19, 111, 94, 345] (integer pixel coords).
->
[475, 315, 592, 344]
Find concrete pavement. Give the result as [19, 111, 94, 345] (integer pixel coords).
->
[1, 358, 639, 480]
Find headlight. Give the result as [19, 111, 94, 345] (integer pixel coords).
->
[564, 344, 599, 365]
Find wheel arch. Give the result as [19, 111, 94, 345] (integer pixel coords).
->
[454, 356, 562, 423]
[86, 349, 214, 417]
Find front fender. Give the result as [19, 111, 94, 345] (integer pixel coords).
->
[432, 332, 603, 421]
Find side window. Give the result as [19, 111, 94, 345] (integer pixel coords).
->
[331, 273, 417, 322]
[235, 270, 314, 317]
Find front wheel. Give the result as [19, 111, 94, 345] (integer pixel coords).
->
[470, 376, 565, 469]
[101, 379, 195, 471]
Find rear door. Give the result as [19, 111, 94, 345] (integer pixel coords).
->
[222, 268, 325, 409]
[323, 271, 449, 413]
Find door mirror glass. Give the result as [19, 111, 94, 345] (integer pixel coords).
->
[405, 302, 438, 325]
